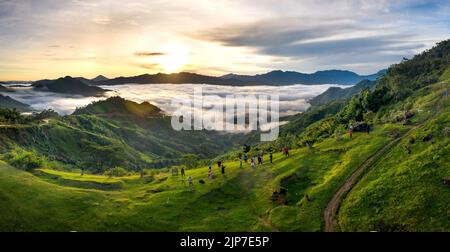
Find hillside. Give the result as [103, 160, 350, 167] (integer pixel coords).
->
[0, 96, 247, 172]
[309, 80, 376, 106]
[222, 69, 385, 85]
[33, 76, 109, 96]
[0, 94, 32, 112]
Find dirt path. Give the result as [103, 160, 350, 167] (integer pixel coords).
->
[323, 126, 418, 232]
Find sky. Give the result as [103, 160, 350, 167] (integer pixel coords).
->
[0, 0, 449, 81]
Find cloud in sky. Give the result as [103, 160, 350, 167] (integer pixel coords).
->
[0, 0, 449, 80]
[134, 52, 167, 57]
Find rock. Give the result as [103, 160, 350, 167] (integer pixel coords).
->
[404, 111, 414, 120]
[422, 134, 433, 142]
[351, 122, 370, 132]
[443, 177, 450, 186]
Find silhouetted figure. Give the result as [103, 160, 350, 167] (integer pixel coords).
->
[181, 168, 185, 178]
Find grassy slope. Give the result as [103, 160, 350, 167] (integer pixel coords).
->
[0, 123, 398, 231]
[338, 79, 450, 231]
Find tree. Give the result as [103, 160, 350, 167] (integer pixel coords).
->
[80, 139, 126, 173]
[182, 154, 199, 169]
[242, 144, 251, 154]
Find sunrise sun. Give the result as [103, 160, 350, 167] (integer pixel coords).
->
[159, 43, 189, 73]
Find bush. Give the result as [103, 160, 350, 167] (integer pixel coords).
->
[105, 166, 128, 177]
[6, 149, 47, 171]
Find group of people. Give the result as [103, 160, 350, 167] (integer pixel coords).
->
[184, 146, 291, 187]
[240, 151, 273, 169]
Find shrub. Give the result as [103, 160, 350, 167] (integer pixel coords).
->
[105, 166, 128, 177]
[6, 149, 47, 171]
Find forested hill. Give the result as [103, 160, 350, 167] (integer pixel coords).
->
[73, 97, 163, 117]
[33, 76, 108, 97]
[309, 80, 376, 107]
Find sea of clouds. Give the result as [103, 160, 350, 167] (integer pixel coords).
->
[3, 83, 346, 117]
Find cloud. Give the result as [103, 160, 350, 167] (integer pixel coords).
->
[134, 51, 166, 57]
[93, 16, 111, 25]
[5, 83, 340, 116]
[188, 3, 448, 73]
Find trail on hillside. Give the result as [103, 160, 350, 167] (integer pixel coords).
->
[323, 125, 419, 232]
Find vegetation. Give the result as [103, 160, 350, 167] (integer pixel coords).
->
[309, 79, 376, 107]
[0, 40, 449, 231]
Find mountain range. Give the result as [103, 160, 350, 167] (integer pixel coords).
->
[222, 69, 386, 85]
[93, 69, 385, 86]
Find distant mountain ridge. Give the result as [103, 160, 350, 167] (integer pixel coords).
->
[91, 75, 109, 82]
[96, 72, 266, 86]
[222, 69, 386, 85]
[33, 76, 109, 97]
[93, 69, 385, 86]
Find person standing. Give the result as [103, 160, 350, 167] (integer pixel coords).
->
[181, 167, 185, 178]
[217, 161, 222, 172]
[221, 165, 225, 175]
[208, 170, 214, 180]
[239, 158, 243, 169]
[269, 152, 273, 164]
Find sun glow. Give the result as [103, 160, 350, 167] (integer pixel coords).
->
[159, 43, 190, 73]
